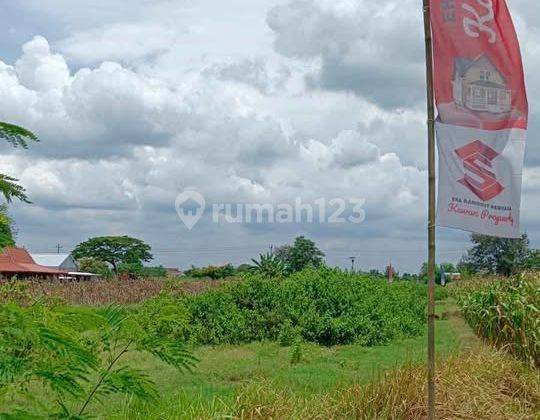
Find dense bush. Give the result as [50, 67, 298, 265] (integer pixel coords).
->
[118, 262, 168, 278]
[138, 268, 428, 347]
[456, 272, 539, 367]
[184, 264, 236, 279]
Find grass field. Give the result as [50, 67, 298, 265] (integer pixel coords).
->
[86, 300, 473, 418]
[2, 277, 538, 419]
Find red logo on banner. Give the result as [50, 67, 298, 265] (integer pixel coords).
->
[455, 140, 504, 201]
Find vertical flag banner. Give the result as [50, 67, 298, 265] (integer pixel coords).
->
[431, 0, 528, 238]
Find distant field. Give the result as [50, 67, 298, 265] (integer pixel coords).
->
[0, 277, 226, 305]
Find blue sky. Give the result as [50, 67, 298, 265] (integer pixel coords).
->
[0, 0, 538, 273]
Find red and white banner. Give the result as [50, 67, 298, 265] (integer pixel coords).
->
[431, 0, 528, 238]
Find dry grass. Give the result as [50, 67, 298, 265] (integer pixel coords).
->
[231, 345, 539, 419]
[0, 278, 226, 305]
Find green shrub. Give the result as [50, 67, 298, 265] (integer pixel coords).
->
[135, 292, 191, 342]
[278, 320, 302, 347]
[137, 268, 427, 347]
[184, 290, 249, 344]
[140, 265, 168, 278]
[184, 264, 236, 280]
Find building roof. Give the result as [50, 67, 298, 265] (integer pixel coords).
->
[454, 57, 475, 78]
[31, 253, 71, 267]
[454, 54, 506, 82]
[67, 272, 99, 276]
[0, 248, 66, 275]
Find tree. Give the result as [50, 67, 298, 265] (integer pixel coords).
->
[419, 262, 456, 285]
[523, 249, 539, 270]
[439, 262, 456, 275]
[0, 205, 15, 249]
[0, 122, 38, 203]
[183, 264, 235, 280]
[118, 263, 168, 279]
[461, 233, 530, 276]
[78, 257, 111, 277]
[275, 236, 325, 274]
[72, 236, 153, 274]
[273, 245, 292, 264]
[236, 264, 252, 274]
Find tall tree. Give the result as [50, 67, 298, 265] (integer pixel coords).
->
[275, 236, 325, 274]
[461, 233, 530, 276]
[0, 122, 38, 203]
[72, 236, 153, 274]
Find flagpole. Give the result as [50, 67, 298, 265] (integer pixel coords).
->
[422, 0, 437, 419]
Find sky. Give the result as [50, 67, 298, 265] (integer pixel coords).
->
[0, 0, 538, 273]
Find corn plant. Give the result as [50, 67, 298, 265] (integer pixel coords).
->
[456, 272, 539, 367]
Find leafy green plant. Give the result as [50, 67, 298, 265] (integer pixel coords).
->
[0, 205, 15, 248]
[0, 122, 38, 203]
[77, 257, 111, 277]
[0, 301, 197, 417]
[184, 264, 236, 280]
[274, 236, 325, 274]
[289, 340, 303, 365]
[278, 320, 302, 347]
[72, 236, 153, 274]
[460, 234, 531, 276]
[251, 252, 285, 278]
[456, 272, 539, 367]
[141, 268, 427, 347]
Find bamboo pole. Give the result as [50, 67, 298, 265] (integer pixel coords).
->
[422, 0, 437, 419]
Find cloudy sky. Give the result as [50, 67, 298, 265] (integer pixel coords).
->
[0, 0, 538, 273]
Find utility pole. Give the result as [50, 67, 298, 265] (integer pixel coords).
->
[422, 0, 437, 419]
[56, 244, 63, 254]
[349, 256, 356, 273]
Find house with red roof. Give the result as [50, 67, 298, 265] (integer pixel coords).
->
[0, 247, 67, 279]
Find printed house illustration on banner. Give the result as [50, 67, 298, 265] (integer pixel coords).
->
[452, 54, 512, 114]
